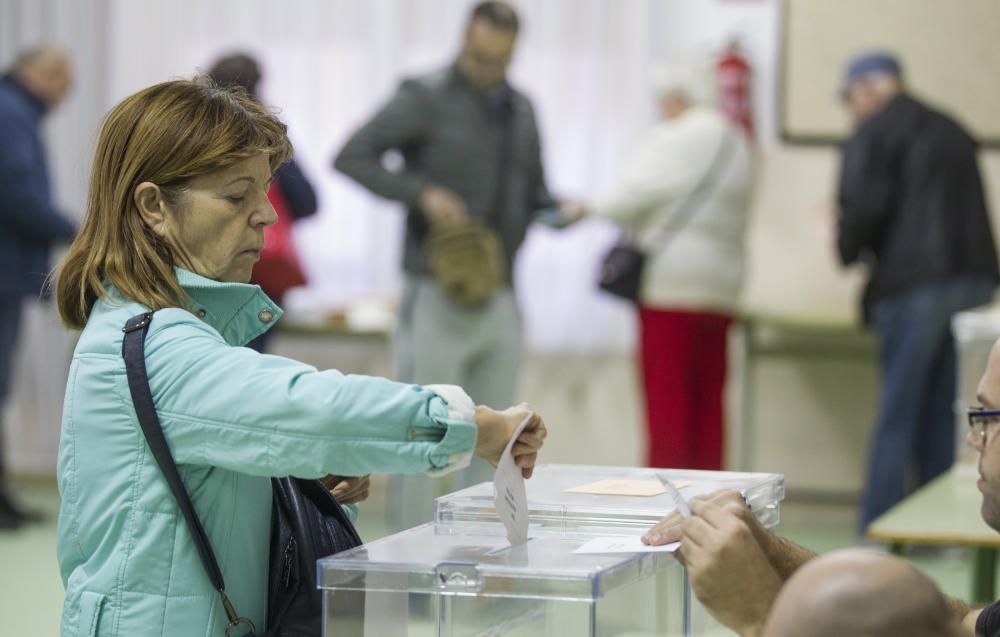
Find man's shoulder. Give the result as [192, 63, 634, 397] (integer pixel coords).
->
[508, 85, 536, 112]
[861, 94, 977, 152]
[401, 67, 454, 94]
[0, 89, 40, 153]
[976, 598, 1000, 637]
[0, 81, 18, 108]
[863, 94, 963, 137]
[918, 99, 976, 145]
[0, 81, 35, 123]
[402, 68, 534, 103]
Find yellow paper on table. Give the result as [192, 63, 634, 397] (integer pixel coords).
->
[564, 479, 690, 497]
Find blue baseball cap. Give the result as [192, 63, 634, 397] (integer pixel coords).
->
[841, 52, 902, 99]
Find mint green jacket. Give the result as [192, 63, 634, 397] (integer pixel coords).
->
[57, 270, 477, 636]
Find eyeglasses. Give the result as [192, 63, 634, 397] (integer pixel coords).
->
[968, 406, 1000, 442]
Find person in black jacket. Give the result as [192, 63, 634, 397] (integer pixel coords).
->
[836, 52, 999, 529]
[0, 45, 77, 529]
[207, 53, 319, 353]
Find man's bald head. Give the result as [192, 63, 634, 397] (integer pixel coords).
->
[10, 44, 73, 109]
[763, 549, 964, 637]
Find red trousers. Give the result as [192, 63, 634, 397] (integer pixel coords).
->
[639, 307, 732, 470]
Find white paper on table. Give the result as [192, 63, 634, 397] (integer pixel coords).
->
[492, 415, 532, 546]
[572, 536, 681, 554]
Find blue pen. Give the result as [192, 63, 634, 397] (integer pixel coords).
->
[656, 474, 691, 518]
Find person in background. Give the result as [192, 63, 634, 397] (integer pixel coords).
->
[584, 59, 752, 471]
[642, 335, 1000, 636]
[762, 549, 967, 637]
[208, 52, 318, 353]
[54, 77, 547, 636]
[835, 52, 999, 530]
[0, 45, 76, 530]
[334, 1, 581, 531]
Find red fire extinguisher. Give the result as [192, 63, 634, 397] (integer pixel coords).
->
[717, 40, 754, 141]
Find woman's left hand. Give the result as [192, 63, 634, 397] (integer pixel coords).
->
[320, 474, 371, 504]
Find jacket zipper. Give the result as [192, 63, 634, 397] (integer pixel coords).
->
[409, 429, 440, 442]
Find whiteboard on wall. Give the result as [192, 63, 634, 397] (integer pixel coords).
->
[781, 0, 1000, 146]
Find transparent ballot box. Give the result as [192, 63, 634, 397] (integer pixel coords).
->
[435, 464, 785, 535]
[318, 522, 687, 637]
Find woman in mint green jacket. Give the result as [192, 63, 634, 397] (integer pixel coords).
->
[54, 78, 546, 637]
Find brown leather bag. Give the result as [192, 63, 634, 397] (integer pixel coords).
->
[426, 220, 506, 306]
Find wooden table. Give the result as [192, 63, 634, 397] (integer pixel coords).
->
[275, 313, 392, 342]
[867, 465, 1000, 603]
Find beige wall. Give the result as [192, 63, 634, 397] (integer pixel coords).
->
[784, 0, 1000, 142]
[743, 145, 1000, 322]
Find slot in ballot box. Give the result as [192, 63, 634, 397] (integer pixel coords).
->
[318, 523, 687, 637]
[435, 464, 785, 535]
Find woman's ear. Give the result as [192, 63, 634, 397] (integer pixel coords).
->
[133, 182, 169, 237]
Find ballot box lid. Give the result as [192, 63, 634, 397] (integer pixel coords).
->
[317, 522, 677, 600]
[435, 464, 784, 535]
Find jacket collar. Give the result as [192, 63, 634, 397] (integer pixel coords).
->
[1, 73, 47, 118]
[448, 62, 513, 101]
[175, 268, 283, 346]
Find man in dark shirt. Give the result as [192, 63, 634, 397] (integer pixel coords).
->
[836, 52, 999, 528]
[641, 332, 1000, 635]
[335, 1, 577, 531]
[0, 45, 77, 529]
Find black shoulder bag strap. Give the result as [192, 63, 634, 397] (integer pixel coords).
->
[122, 312, 258, 637]
[639, 126, 738, 254]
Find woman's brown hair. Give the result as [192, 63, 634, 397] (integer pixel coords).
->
[56, 76, 292, 329]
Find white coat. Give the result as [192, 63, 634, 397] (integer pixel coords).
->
[593, 107, 753, 313]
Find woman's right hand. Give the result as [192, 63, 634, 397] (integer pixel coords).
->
[474, 403, 547, 478]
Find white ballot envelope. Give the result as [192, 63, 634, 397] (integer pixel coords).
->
[492, 415, 532, 546]
[572, 536, 681, 554]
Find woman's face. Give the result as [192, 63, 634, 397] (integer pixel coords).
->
[155, 154, 277, 283]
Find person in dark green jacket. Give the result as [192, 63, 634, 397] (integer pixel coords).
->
[54, 76, 546, 637]
[334, 0, 579, 533]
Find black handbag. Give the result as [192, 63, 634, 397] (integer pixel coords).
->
[598, 127, 738, 302]
[598, 244, 647, 301]
[267, 476, 362, 636]
[122, 312, 362, 637]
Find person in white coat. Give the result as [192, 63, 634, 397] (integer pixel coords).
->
[588, 59, 753, 470]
